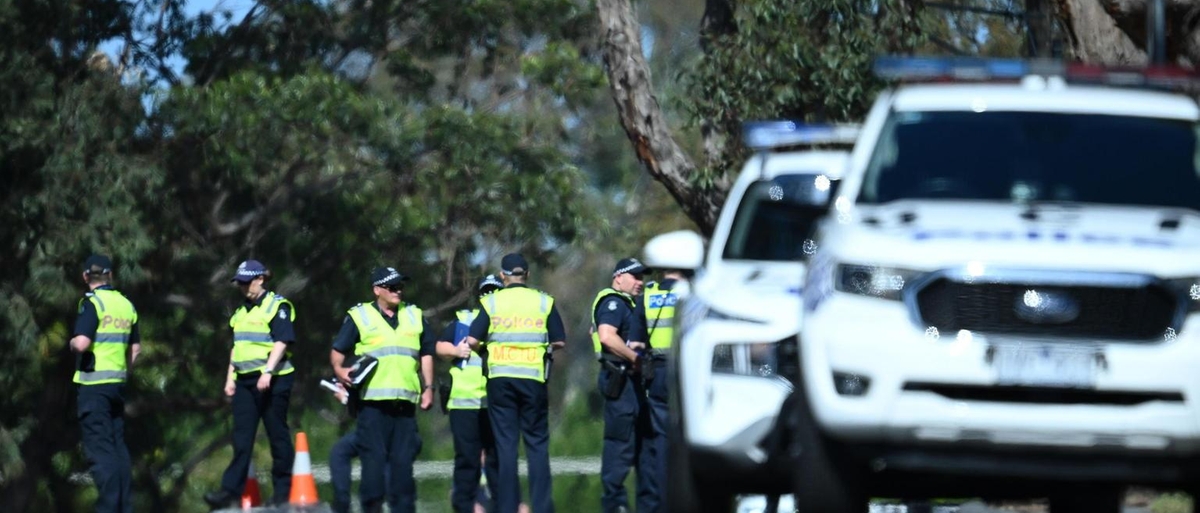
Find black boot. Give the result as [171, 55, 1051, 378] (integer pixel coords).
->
[202, 490, 237, 509]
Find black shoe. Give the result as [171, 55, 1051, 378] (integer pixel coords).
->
[202, 490, 236, 509]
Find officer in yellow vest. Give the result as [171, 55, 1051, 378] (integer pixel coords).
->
[205, 259, 297, 508]
[637, 241, 693, 512]
[464, 253, 566, 513]
[436, 274, 503, 513]
[593, 257, 657, 513]
[330, 266, 436, 513]
[70, 254, 140, 513]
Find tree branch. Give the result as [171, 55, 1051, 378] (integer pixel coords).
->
[596, 0, 725, 234]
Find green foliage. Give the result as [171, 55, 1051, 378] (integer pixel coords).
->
[682, 0, 925, 184]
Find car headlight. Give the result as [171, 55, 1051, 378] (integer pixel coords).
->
[835, 264, 922, 300]
[712, 342, 780, 378]
[1166, 277, 1200, 312]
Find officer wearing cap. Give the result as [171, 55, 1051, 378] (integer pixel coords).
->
[592, 257, 657, 513]
[637, 230, 700, 511]
[70, 254, 140, 513]
[206, 260, 297, 508]
[463, 254, 566, 513]
[330, 266, 437, 513]
[436, 274, 503, 513]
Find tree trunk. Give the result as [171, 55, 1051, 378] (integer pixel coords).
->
[1058, 0, 1200, 65]
[0, 348, 77, 512]
[596, 0, 727, 235]
[1027, 0, 1057, 57]
[1060, 0, 1149, 64]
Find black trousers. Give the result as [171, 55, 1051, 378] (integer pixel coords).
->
[219, 372, 294, 503]
[449, 408, 500, 513]
[78, 384, 133, 513]
[488, 378, 553, 513]
[356, 400, 420, 513]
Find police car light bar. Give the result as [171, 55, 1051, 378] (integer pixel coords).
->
[742, 121, 861, 151]
[874, 56, 1200, 91]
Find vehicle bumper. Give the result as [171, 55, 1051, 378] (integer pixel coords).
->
[801, 294, 1200, 457]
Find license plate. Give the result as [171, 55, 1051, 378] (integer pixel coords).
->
[990, 343, 1100, 388]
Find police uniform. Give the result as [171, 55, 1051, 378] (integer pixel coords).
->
[442, 306, 500, 513]
[213, 261, 297, 506]
[638, 278, 682, 511]
[331, 268, 436, 513]
[468, 253, 565, 513]
[592, 282, 656, 513]
[72, 256, 139, 513]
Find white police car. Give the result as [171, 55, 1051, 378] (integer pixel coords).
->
[651, 122, 858, 512]
[791, 57, 1200, 513]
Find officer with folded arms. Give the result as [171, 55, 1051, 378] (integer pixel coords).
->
[436, 274, 503, 513]
[330, 266, 436, 513]
[592, 257, 656, 513]
[70, 254, 140, 513]
[464, 254, 566, 513]
[206, 260, 296, 509]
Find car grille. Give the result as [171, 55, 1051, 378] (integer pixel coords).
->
[914, 279, 1178, 340]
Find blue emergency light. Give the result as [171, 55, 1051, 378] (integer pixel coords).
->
[873, 55, 1200, 90]
[742, 121, 860, 150]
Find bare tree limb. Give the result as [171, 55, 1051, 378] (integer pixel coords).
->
[597, 0, 726, 234]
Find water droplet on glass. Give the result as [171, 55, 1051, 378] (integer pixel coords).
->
[768, 185, 784, 201]
[925, 326, 940, 340]
[802, 239, 817, 255]
[1165, 328, 1178, 342]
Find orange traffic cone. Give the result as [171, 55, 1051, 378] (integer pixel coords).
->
[289, 432, 319, 506]
[240, 460, 262, 509]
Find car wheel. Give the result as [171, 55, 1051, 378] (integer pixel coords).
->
[1048, 486, 1123, 513]
[787, 387, 868, 513]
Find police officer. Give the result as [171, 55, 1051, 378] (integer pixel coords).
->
[638, 230, 700, 511]
[206, 260, 297, 508]
[70, 254, 139, 513]
[330, 266, 436, 513]
[436, 274, 503, 513]
[464, 253, 566, 513]
[593, 257, 656, 513]
[323, 373, 395, 513]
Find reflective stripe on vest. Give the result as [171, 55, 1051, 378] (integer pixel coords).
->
[229, 292, 295, 376]
[350, 303, 423, 403]
[590, 288, 635, 359]
[449, 309, 488, 410]
[74, 289, 138, 385]
[644, 281, 678, 351]
[482, 288, 552, 382]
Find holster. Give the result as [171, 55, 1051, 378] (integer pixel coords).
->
[640, 354, 656, 382]
[601, 359, 627, 400]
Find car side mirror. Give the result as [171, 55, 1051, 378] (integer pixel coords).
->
[643, 230, 706, 272]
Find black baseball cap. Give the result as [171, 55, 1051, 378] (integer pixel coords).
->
[83, 254, 113, 275]
[231, 260, 268, 283]
[501, 253, 528, 276]
[371, 266, 408, 287]
[612, 257, 650, 278]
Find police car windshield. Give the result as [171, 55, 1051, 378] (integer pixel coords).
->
[723, 174, 830, 261]
[859, 111, 1200, 210]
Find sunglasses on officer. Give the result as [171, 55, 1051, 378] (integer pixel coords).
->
[381, 284, 404, 293]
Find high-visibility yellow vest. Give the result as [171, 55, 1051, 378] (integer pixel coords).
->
[591, 288, 635, 359]
[74, 289, 138, 385]
[350, 303, 423, 403]
[644, 281, 678, 351]
[229, 292, 295, 376]
[449, 309, 487, 409]
[481, 287, 552, 382]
